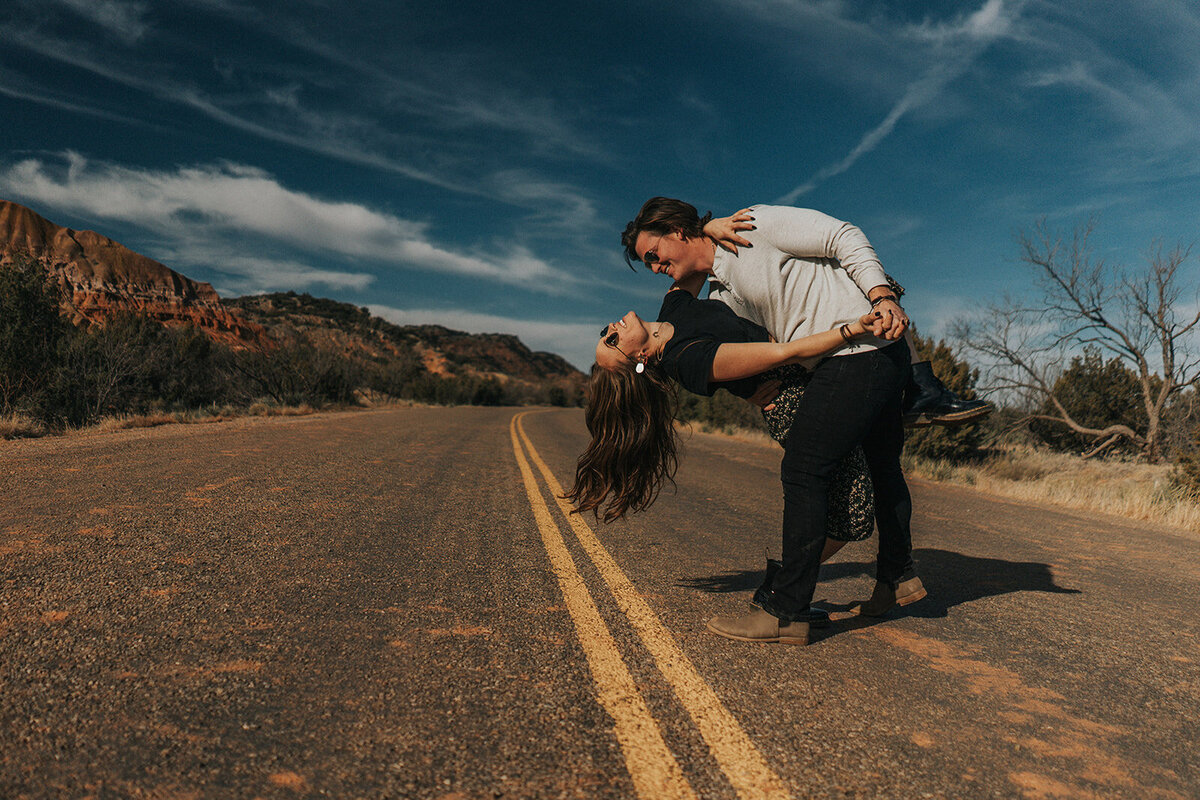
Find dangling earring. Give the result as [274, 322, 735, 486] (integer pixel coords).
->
[635, 361, 645, 374]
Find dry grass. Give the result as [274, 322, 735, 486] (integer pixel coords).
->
[92, 413, 181, 432]
[0, 412, 46, 439]
[903, 445, 1200, 532]
[246, 402, 317, 417]
[10, 402, 325, 442]
[678, 418, 775, 446]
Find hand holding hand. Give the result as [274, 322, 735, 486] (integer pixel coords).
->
[704, 209, 756, 254]
[869, 298, 908, 340]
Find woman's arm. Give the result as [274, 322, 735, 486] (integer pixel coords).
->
[703, 209, 755, 254]
[709, 313, 876, 382]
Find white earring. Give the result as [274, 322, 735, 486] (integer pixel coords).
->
[635, 362, 645, 374]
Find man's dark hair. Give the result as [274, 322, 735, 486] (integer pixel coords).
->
[621, 197, 713, 270]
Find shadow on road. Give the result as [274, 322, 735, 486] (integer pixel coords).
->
[679, 547, 1081, 627]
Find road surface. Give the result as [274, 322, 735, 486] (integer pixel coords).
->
[2, 406, 1197, 799]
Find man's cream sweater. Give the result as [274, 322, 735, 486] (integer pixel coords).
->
[707, 204, 892, 369]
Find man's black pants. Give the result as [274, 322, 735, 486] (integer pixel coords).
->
[764, 341, 915, 621]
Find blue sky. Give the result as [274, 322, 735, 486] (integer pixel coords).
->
[2, 0, 1198, 370]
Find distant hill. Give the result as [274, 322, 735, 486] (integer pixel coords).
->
[228, 291, 582, 385]
[0, 198, 583, 396]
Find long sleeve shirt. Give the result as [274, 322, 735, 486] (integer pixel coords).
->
[706, 205, 891, 369]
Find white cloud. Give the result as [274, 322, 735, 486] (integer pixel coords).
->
[369, 305, 600, 371]
[0, 153, 571, 290]
[163, 250, 376, 296]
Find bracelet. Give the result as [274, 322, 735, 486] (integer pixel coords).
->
[870, 295, 899, 308]
[839, 323, 853, 343]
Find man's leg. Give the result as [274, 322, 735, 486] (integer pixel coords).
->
[709, 355, 879, 644]
[760, 350, 897, 617]
[860, 342, 923, 613]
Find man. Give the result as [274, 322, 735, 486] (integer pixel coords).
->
[622, 197, 925, 645]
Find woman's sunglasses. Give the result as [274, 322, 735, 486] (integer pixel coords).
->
[600, 327, 619, 348]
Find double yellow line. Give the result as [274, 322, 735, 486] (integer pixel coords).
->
[510, 411, 792, 800]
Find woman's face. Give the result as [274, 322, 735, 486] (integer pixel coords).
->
[595, 310, 651, 370]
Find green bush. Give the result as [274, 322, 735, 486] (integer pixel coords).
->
[677, 388, 767, 434]
[1030, 346, 1149, 454]
[45, 315, 237, 426]
[0, 253, 67, 416]
[231, 340, 361, 407]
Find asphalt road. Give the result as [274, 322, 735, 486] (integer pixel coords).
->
[1, 406, 1197, 799]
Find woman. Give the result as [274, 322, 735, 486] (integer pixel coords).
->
[565, 276, 881, 582]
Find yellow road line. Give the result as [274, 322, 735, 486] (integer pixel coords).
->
[517, 413, 792, 800]
[509, 413, 698, 800]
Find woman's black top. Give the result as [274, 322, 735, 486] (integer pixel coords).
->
[656, 288, 771, 398]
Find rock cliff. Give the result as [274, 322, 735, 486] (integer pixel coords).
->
[0, 199, 266, 347]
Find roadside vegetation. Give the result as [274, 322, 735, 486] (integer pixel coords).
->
[0, 253, 579, 439]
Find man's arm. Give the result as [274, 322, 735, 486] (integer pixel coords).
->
[753, 206, 888, 295]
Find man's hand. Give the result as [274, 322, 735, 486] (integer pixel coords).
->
[703, 209, 755, 254]
[747, 378, 781, 411]
[866, 285, 909, 340]
[870, 297, 908, 339]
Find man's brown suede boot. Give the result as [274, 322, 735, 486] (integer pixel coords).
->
[857, 576, 927, 617]
[705, 609, 809, 645]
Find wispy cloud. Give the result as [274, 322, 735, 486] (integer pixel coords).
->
[49, 0, 148, 45]
[0, 28, 480, 195]
[370, 305, 601, 371]
[489, 170, 601, 232]
[778, 0, 1020, 203]
[0, 76, 152, 127]
[0, 153, 572, 290]
[1025, 59, 1198, 153]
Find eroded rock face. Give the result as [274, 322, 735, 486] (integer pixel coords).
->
[0, 199, 266, 348]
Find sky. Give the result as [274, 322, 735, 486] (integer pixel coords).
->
[1, 0, 1198, 371]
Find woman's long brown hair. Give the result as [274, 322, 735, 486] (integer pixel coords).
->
[565, 362, 681, 523]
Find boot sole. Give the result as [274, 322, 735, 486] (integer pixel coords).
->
[929, 406, 993, 425]
[705, 621, 808, 645]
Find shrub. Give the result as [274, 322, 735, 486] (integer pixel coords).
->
[231, 341, 361, 407]
[676, 389, 767, 434]
[1030, 346, 1149, 454]
[0, 252, 67, 416]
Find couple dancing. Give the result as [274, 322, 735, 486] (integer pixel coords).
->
[567, 198, 989, 646]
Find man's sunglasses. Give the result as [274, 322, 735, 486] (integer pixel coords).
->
[638, 232, 666, 267]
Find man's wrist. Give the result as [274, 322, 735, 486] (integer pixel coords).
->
[870, 294, 899, 308]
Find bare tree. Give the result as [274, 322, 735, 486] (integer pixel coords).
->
[955, 221, 1199, 461]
